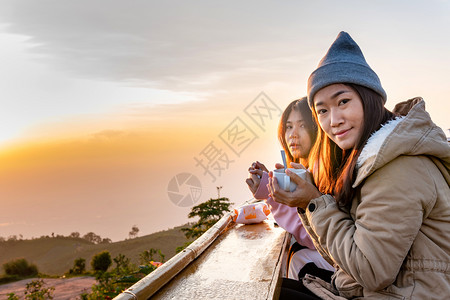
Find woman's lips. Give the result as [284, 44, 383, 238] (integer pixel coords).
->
[334, 128, 351, 138]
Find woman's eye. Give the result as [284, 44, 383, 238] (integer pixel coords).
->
[286, 125, 292, 129]
[339, 99, 350, 105]
[317, 109, 327, 115]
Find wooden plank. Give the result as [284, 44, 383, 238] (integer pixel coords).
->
[269, 230, 290, 300]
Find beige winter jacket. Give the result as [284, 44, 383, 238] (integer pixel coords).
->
[299, 98, 450, 299]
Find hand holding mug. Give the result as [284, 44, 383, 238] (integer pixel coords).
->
[268, 163, 322, 210]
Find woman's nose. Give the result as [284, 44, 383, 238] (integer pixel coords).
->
[289, 127, 299, 138]
[330, 108, 343, 127]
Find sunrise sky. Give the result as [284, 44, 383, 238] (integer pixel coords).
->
[1, 0, 449, 241]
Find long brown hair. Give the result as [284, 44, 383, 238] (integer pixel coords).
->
[278, 97, 317, 168]
[309, 84, 396, 207]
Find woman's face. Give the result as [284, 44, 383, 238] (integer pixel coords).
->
[284, 109, 313, 159]
[313, 84, 364, 150]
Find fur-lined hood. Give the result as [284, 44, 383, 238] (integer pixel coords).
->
[353, 98, 450, 187]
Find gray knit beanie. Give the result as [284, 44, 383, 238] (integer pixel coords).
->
[307, 31, 386, 108]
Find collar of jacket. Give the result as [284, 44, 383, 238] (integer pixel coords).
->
[357, 117, 404, 168]
[353, 98, 425, 187]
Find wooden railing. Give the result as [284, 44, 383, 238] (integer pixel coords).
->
[114, 201, 290, 300]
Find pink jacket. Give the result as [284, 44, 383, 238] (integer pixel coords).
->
[254, 171, 315, 250]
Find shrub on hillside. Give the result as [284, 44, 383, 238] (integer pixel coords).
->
[3, 258, 38, 277]
[91, 251, 112, 272]
[69, 257, 86, 274]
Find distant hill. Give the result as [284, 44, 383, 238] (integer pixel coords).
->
[0, 225, 189, 276]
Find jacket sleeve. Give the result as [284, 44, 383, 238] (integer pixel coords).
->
[300, 156, 436, 291]
[256, 172, 316, 249]
[253, 171, 270, 200]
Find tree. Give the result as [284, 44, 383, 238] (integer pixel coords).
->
[82, 232, 102, 244]
[100, 238, 112, 244]
[91, 251, 112, 272]
[129, 225, 139, 239]
[7, 235, 18, 242]
[70, 258, 86, 274]
[181, 197, 233, 239]
[69, 232, 80, 238]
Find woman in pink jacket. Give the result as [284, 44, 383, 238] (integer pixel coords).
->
[246, 97, 334, 284]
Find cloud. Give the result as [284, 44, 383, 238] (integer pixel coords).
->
[0, 0, 315, 93]
[1, 0, 449, 96]
[91, 129, 125, 140]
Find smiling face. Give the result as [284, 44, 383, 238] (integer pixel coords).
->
[313, 84, 364, 150]
[284, 109, 313, 159]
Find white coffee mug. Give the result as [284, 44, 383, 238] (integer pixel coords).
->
[273, 168, 311, 192]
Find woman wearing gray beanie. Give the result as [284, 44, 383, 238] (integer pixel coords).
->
[268, 31, 450, 299]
